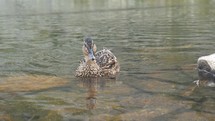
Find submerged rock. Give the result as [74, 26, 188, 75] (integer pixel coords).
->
[0, 75, 68, 92]
[197, 53, 215, 87]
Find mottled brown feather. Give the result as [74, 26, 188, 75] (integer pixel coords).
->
[75, 40, 120, 78]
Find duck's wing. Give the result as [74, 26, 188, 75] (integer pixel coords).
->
[95, 48, 120, 76]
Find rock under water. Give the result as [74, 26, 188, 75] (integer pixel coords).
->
[197, 53, 215, 87]
[0, 75, 68, 92]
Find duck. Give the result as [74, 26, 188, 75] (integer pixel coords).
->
[75, 37, 120, 78]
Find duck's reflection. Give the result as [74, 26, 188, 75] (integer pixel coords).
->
[78, 78, 116, 110]
[85, 78, 98, 109]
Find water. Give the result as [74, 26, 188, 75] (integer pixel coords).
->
[0, 0, 215, 120]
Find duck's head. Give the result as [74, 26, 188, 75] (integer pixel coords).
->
[83, 37, 97, 62]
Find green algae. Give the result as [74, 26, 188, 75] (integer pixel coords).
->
[35, 95, 69, 105]
[0, 98, 63, 121]
[63, 107, 88, 115]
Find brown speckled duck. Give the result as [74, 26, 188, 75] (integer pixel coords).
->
[75, 37, 120, 78]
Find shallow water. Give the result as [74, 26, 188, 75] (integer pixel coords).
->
[0, 0, 215, 121]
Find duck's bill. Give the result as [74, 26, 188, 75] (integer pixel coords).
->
[89, 49, 95, 61]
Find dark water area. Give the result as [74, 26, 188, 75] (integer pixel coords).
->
[0, 0, 215, 120]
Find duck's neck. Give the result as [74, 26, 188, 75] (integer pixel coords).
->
[86, 59, 97, 65]
[84, 56, 90, 63]
[84, 55, 96, 64]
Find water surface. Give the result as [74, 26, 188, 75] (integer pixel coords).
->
[0, 0, 215, 121]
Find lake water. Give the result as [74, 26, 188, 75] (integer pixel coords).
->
[0, 0, 215, 121]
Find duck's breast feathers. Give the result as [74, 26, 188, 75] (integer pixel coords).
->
[75, 60, 101, 77]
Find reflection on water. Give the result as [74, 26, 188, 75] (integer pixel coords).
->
[78, 78, 117, 110]
[0, 0, 215, 120]
[79, 78, 98, 110]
